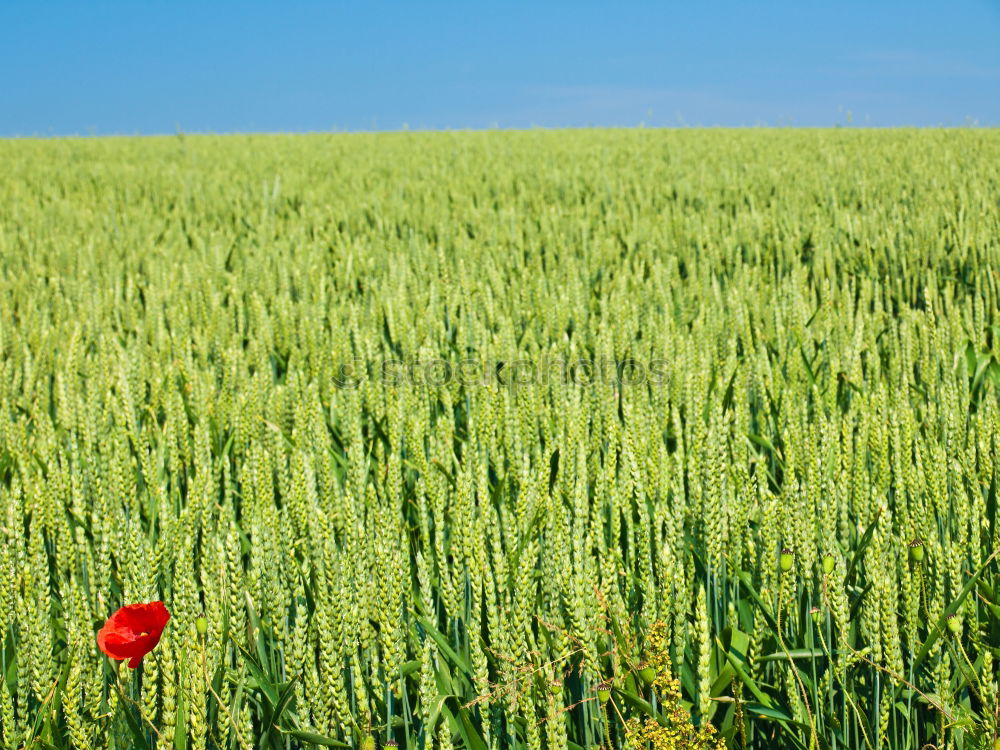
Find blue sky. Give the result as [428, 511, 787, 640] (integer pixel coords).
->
[2, 1, 999, 135]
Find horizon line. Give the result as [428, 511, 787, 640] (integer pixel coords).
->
[2, 123, 997, 140]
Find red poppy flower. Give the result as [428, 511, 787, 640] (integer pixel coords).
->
[97, 601, 171, 668]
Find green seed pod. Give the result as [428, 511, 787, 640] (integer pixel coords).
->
[636, 662, 656, 686]
[549, 681, 563, 696]
[946, 614, 961, 635]
[810, 606, 821, 625]
[908, 539, 924, 563]
[385, 741, 398, 750]
[779, 548, 794, 573]
[595, 682, 611, 703]
[195, 616, 208, 637]
[822, 553, 835, 574]
[360, 737, 375, 750]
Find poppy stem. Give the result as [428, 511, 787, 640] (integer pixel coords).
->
[111, 669, 163, 743]
[206, 677, 251, 749]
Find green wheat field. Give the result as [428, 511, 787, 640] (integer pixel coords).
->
[1, 130, 999, 750]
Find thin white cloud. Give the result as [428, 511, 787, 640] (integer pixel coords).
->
[840, 49, 1000, 79]
[527, 85, 752, 112]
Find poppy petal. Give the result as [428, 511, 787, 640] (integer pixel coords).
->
[97, 601, 171, 666]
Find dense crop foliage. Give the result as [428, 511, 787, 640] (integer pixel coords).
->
[1, 130, 999, 750]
